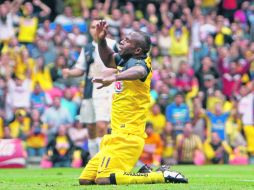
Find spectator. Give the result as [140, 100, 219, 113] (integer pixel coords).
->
[204, 132, 232, 164]
[30, 82, 47, 114]
[106, 9, 122, 42]
[14, 47, 35, 78]
[140, 122, 163, 167]
[237, 84, 254, 160]
[206, 102, 230, 141]
[30, 36, 57, 65]
[120, 12, 134, 37]
[161, 123, 177, 165]
[226, 108, 246, 148]
[201, 0, 218, 15]
[191, 97, 206, 141]
[61, 87, 79, 121]
[213, 16, 233, 47]
[68, 116, 89, 165]
[165, 92, 190, 136]
[169, 19, 189, 73]
[6, 74, 31, 114]
[196, 56, 219, 94]
[175, 61, 199, 107]
[37, 19, 55, 41]
[221, 0, 237, 22]
[46, 125, 74, 167]
[54, 6, 83, 26]
[157, 26, 171, 56]
[50, 54, 68, 89]
[41, 95, 73, 141]
[145, 3, 158, 25]
[8, 109, 30, 140]
[67, 25, 87, 47]
[31, 56, 53, 90]
[18, 0, 51, 44]
[0, 52, 14, 79]
[0, 2, 16, 44]
[176, 123, 203, 164]
[26, 109, 47, 157]
[147, 103, 166, 134]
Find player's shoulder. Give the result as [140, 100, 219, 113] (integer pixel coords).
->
[126, 57, 146, 67]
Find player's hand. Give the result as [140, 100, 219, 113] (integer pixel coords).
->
[96, 20, 108, 41]
[92, 75, 116, 89]
[62, 68, 70, 79]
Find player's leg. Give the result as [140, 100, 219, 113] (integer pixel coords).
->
[93, 133, 145, 184]
[79, 153, 99, 185]
[79, 99, 98, 158]
[94, 134, 188, 185]
[93, 96, 111, 151]
[106, 164, 188, 184]
[93, 96, 112, 138]
[95, 168, 187, 185]
[79, 136, 109, 185]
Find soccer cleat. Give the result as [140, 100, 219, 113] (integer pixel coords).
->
[163, 170, 188, 183]
[156, 165, 171, 172]
[138, 164, 153, 173]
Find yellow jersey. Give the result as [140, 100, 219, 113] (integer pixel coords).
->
[18, 17, 38, 43]
[9, 117, 31, 138]
[111, 55, 152, 138]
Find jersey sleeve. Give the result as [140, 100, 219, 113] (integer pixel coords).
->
[74, 48, 87, 71]
[125, 58, 150, 81]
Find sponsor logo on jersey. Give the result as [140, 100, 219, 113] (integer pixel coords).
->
[114, 81, 123, 92]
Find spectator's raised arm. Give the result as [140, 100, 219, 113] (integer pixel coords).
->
[32, 0, 51, 17]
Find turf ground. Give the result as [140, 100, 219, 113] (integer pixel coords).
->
[0, 165, 253, 190]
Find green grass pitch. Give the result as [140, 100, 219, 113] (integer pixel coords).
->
[0, 165, 254, 190]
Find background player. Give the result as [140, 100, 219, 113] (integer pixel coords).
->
[62, 19, 117, 158]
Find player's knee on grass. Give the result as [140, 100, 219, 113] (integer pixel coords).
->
[95, 177, 111, 185]
[79, 179, 94, 185]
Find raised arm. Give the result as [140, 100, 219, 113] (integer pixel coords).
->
[33, 0, 51, 17]
[10, 0, 24, 14]
[96, 20, 117, 68]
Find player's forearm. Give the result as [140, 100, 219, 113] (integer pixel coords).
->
[115, 66, 147, 81]
[68, 68, 85, 77]
[98, 39, 116, 68]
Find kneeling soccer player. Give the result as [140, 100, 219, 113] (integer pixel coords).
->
[78, 20, 188, 185]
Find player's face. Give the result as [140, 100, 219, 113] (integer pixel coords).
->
[89, 20, 99, 41]
[118, 33, 137, 58]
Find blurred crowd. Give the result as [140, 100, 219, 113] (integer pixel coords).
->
[0, 0, 253, 167]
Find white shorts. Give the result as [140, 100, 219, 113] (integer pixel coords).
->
[79, 96, 112, 124]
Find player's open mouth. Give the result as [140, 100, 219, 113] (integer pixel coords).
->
[118, 45, 123, 51]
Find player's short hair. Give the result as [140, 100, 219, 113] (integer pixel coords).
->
[134, 31, 151, 54]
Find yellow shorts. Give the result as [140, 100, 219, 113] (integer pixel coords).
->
[79, 133, 145, 181]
